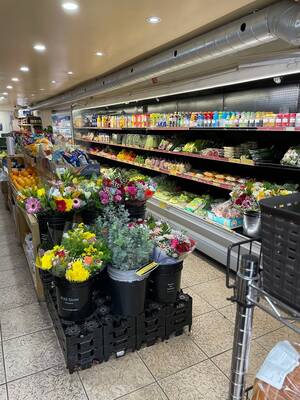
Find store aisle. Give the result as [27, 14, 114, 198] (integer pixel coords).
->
[0, 203, 297, 400]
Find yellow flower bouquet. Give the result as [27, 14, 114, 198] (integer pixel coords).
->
[38, 224, 111, 283]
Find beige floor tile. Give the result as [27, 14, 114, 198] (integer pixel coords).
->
[119, 383, 168, 400]
[138, 334, 207, 379]
[80, 352, 154, 400]
[256, 326, 300, 352]
[190, 310, 234, 357]
[219, 305, 282, 339]
[0, 268, 32, 289]
[0, 386, 7, 400]
[3, 328, 64, 381]
[1, 302, 52, 341]
[0, 252, 27, 270]
[159, 359, 229, 400]
[184, 287, 214, 317]
[0, 348, 5, 385]
[0, 284, 37, 312]
[212, 341, 268, 387]
[182, 255, 224, 287]
[7, 366, 87, 400]
[191, 278, 233, 309]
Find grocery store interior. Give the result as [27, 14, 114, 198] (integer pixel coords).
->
[1, 1, 300, 399]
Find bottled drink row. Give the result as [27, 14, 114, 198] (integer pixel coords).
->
[74, 111, 300, 129]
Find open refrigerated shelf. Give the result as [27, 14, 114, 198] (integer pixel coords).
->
[74, 126, 300, 132]
[87, 151, 236, 190]
[147, 197, 261, 268]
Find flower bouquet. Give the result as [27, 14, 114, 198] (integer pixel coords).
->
[38, 224, 110, 320]
[123, 176, 157, 220]
[98, 177, 124, 206]
[147, 218, 195, 303]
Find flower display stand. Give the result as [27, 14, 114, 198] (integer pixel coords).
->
[43, 283, 193, 373]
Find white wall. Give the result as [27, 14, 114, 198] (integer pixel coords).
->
[0, 110, 13, 133]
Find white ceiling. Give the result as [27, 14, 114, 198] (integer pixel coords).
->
[0, 0, 276, 109]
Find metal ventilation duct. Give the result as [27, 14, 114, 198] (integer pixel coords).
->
[33, 0, 300, 109]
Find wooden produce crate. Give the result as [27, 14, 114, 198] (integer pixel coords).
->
[15, 205, 44, 300]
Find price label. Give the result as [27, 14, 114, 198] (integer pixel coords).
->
[136, 261, 159, 276]
[159, 201, 167, 209]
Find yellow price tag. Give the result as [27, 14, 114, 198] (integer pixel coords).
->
[136, 261, 159, 276]
[159, 201, 167, 209]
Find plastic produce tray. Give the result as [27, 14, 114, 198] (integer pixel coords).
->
[44, 285, 193, 373]
[136, 301, 166, 349]
[165, 292, 193, 338]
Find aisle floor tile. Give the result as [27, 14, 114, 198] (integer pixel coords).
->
[0, 268, 32, 289]
[7, 366, 87, 400]
[256, 326, 300, 352]
[118, 383, 168, 400]
[181, 255, 224, 287]
[190, 310, 234, 357]
[212, 341, 268, 387]
[3, 328, 64, 381]
[138, 334, 207, 379]
[219, 304, 282, 339]
[1, 302, 52, 341]
[184, 287, 214, 317]
[79, 353, 154, 400]
[190, 278, 232, 309]
[0, 284, 37, 311]
[0, 385, 7, 400]
[159, 359, 229, 400]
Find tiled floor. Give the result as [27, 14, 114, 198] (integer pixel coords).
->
[0, 200, 290, 400]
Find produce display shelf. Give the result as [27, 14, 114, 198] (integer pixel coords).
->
[147, 198, 261, 269]
[76, 138, 257, 165]
[77, 139, 300, 172]
[74, 126, 300, 133]
[87, 151, 235, 191]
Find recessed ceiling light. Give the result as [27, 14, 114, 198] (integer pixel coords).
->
[31, 94, 35, 96]
[39, 88, 45, 91]
[2, 92, 8, 96]
[6, 85, 13, 89]
[146, 16, 161, 24]
[0, 97, 4, 101]
[67, 71, 73, 75]
[11, 77, 19, 82]
[33, 43, 46, 52]
[95, 51, 103, 56]
[20, 66, 29, 72]
[51, 80, 56, 83]
[62, 1, 79, 11]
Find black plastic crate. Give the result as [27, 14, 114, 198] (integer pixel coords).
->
[165, 292, 192, 339]
[45, 288, 104, 373]
[260, 193, 300, 311]
[102, 314, 136, 361]
[136, 301, 166, 349]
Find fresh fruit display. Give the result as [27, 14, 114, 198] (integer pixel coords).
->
[10, 167, 39, 191]
[25, 138, 53, 157]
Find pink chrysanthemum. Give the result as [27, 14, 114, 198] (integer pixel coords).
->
[25, 197, 41, 214]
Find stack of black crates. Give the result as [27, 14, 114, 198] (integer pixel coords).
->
[42, 276, 192, 373]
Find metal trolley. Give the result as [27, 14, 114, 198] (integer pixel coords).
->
[226, 238, 300, 400]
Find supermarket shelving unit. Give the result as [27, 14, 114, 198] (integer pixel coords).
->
[73, 124, 300, 267]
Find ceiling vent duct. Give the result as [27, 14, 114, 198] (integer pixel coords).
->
[33, 0, 300, 109]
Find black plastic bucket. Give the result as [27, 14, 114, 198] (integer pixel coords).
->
[148, 261, 183, 304]
[39, 269, 53, 289]
[107, 267, 147, 316]
[38, 213, 73, 248]
[55, 277, 94, 321]
[80, 207, 102, 225]
[125, 200, 146, 221]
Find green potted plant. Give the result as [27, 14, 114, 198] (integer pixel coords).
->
[37, 223, 110, 321]
[96, 205, 154, 315]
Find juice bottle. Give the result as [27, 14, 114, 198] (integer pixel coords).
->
[282, 113, 289, 127]
[289, 113, 296, 127]
[212, 111, 219, 128]
[97, 115, 101, 128]
[275, 113, 282, 127]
